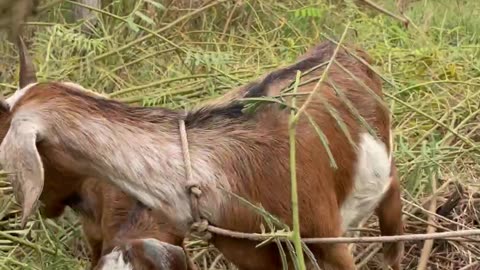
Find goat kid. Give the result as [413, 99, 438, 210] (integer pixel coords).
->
[77, 178, 189, 270]
[0, 36, 192, 270]
[0, 39, 404, 269]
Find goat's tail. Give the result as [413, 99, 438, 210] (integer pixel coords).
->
[376, 159, 404, 270]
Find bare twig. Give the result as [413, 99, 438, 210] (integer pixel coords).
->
[358, 0, 409, 27]
[220, 1, 239, 41]
[417, 170, 437, 270]
[206, 225, 480, 244]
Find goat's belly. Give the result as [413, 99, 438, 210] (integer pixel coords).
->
[340, 132, 392, 231]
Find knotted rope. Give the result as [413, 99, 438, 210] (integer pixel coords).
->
[178, 118, 212, 242]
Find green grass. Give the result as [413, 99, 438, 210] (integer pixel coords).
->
[1, 0, 480, 269]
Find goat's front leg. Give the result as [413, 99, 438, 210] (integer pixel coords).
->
[376, 165, 404, 270]
[306, 203, 357, 270]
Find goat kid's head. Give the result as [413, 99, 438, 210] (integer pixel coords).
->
[94, 238, 188, 270]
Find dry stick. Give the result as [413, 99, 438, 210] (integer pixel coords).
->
[191, 248, 209, 262]
[402, 197, 475, 231]
[182, 240, 199, 270]
[206, 225, 480, 244]
[358, 0, 409, 26]
[220, 1, 239, 41]
[401, 211, 480, 259]
[356, 245, 382, 268]
[355, 243, 381, 267]
[417, 171, 438, 270]
[459, 261, 480, 270]
[402, 204, 480, 257]
[416, 184, 480, 258]
[208, 254, 224, 270]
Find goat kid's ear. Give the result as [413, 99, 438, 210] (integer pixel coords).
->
[0, 92, 10, 112]
[0, 119, 44, 228]
[0, 101, 9, 112]
[137, 238, 188, 270]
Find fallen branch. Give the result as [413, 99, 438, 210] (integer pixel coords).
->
[417, 171, 438, 270]
[206, 225, 480, 244]
[358, 0, 409, 28]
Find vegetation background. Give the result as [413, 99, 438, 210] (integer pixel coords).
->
[0, 0, 479, 269]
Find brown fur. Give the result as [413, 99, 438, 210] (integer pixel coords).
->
[76, 178, 187, 269]
[94, 237, 189, 270]
[0, 41, 403, 270]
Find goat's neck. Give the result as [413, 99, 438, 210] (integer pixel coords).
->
[67, 110, 253, 233]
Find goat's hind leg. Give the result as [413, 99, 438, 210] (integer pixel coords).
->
[376, 164, 404, 270]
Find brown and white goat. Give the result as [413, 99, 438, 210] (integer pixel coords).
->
[0, 39, 404, 270]
[0, 37, 191, 270]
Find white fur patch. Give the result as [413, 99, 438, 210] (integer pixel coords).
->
[6, 83, 38, 110]
[340, 132, 392, 231]
[60, 81, 87, 91]
[5, 81, 105, 111]
[99, 248, 133, 270]
[60, 82, 107, 98]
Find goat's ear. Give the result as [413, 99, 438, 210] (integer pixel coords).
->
[0, 91, 9, 112]
[0, 119, 44, 228]
[0, 100, 10, 113]
[138, 239, 188, 270]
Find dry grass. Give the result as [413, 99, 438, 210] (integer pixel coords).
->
[1, 0, 480, 269]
